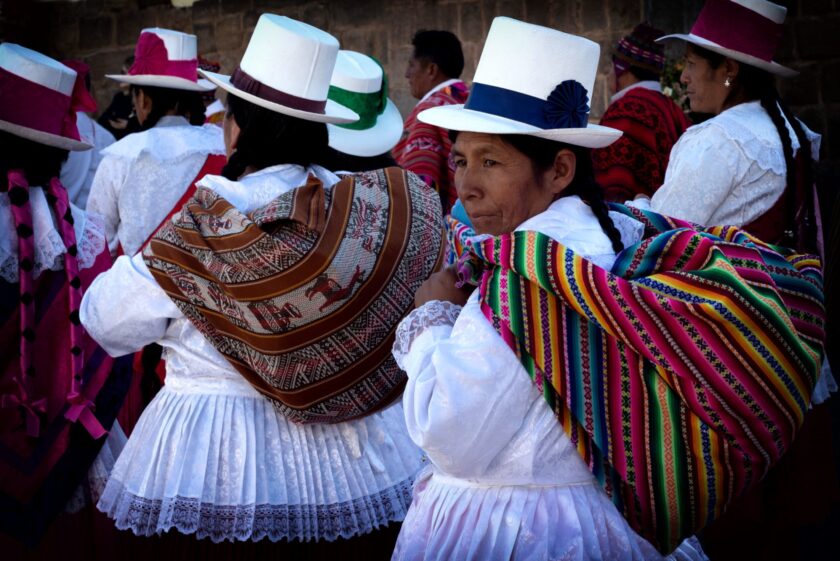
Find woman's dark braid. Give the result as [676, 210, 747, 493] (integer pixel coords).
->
[755, 73, 816, 251]
[568, 149, 625, 254]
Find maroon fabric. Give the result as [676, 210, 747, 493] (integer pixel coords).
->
[130, 32, 199, 82]
[231, 67, 327, 114]
[0, 67, 81, 142]
[690, 0, 784, 62]
[592, 87, 691, 202]
[61, 61, 98, 114]
[744, 151, 818, 253]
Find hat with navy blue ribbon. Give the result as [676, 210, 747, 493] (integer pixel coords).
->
[417, 17, 622, 149]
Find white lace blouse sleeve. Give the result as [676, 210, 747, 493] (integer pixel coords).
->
[397, 297, 547, 476]
[651, 124, 747, 225]
[80, 251, 182, 357]
[86, 154, 128, 256]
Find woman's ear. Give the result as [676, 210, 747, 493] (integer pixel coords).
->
[724, 58, 740, 81]
[547, 149, 576, 196]
[223, 112, 242, 158]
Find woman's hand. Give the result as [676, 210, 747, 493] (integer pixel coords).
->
[415, 267, 473, 308]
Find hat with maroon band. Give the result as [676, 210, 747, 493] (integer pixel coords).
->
[199, 14, 359, 124]
[0, 43, 92, 151]
[657, 0, 797, 78]
[107, 27, 216, 91]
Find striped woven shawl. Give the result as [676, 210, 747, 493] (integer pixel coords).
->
[451, 204, 825, 553]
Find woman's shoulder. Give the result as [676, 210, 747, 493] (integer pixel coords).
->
[101, 123, 224, 163]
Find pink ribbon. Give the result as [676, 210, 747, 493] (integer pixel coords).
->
[0, 67, 81, 142]
[130, 32, 199, 82]
[64, 397, 107, 440]
[1, 393, 47, 438]
[690, 0, 784, 62]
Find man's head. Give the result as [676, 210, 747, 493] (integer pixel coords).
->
[612, 23, 665, 93]
[405, 30, 464, 100]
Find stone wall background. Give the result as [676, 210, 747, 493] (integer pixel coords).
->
[2, 0, 839, 170]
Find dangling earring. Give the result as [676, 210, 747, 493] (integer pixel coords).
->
[724, 76, 732, 88]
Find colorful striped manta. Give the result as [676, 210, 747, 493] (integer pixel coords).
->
[448, 203, 825, 553]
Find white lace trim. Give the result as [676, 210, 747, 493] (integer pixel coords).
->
[98, 478, 413, 543]
[0, 196, 108, 282]
[689, 101, 817, 176]
[101, 120, 225, 164]
[393, 300, 463, 370]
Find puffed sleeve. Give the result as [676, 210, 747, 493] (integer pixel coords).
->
[80, 251, 182, 357]
[650, 123, 747, 226]
[86, 154, 129, 256]
[395, 297, 546, 477]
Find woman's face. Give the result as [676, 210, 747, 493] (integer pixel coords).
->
[680, 48, 731, 115]
[452, 132, 572, 236]
[131, 88, 151, 125]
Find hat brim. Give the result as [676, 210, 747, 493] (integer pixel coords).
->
[106, 73, 217, 92]
[327, 99, 403, 157]
[656, 33, 798, 78]
[418, 105, 623, 149]
[0, 119, 92, 151]
[199, 69, 359, 125]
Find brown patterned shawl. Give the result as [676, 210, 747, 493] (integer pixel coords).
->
[142, 167, 443, 424]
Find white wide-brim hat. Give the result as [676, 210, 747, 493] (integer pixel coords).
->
[328, 99, 402, 157]
[326, 50, 403, 157]
[657, 0, 797, 78]
[200, 15, 358, 125]
[106, 73, 217, 92]
[0, 43, 91, 151]
[107, 28, 217, 91]
[419, 17, 622, 150]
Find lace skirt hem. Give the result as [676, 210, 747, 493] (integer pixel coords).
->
[98, 477, 414, 543]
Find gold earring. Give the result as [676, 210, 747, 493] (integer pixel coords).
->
[724, 76, 732, 88]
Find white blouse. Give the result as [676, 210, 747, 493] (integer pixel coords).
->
[650, 101, 820, 226]
[60, 112, 116, 209]
[80, 164, 425, 543]
[390, 197, 705, 560]
[85, 115, 225, 257]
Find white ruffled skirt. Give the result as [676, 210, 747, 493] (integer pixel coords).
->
[97, 386, 424, 543]
[393, 469, 708, 561]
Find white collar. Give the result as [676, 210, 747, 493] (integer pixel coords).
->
[419, 78, 462, 103]
[610, 80, 662, 103]
[197, 164, 340, 213]
[155, 115, 191, 128]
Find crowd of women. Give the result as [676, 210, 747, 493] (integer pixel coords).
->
[1, 1, 835, 559]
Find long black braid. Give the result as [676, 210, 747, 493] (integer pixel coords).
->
[222, 94, 329, 181]
[501, 134, 625, 253]
[691, 45, 817, 251]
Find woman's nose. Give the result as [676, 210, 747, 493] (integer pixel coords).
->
[456, 164, 480, 201]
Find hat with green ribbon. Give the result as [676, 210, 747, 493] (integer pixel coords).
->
[327, 51, 403, 157]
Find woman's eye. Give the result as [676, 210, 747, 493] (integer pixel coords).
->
[483, 159, 497, 167]
[454, 158, 466, 168]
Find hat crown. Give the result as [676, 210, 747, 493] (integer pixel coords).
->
[0, 43, 76, 96]
[730, 0, 787, 23]
[331, 51, 382, 94]
[473, 17, 599, 106]
[240, 14, 340, 102]
[139, 28, 198, 61]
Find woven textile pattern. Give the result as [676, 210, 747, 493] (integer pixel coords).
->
[143, 168, 443, 424]
[449, 204, 824, 553]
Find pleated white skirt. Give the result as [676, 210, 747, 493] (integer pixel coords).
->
[97, 385, 424, 543]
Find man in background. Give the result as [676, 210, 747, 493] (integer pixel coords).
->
[393, 30, 469, 214]
[592, 23, 691, 203]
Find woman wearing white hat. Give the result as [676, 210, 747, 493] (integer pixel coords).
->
[82, 14, 442, 557]
[0, 43, 128, 544]
[322, 50, 403, 172]
[387, 14, 826, 560]
[645, 3, 836, 557]
[86, 27, 225, 260]
[645, 0, 822, 254]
